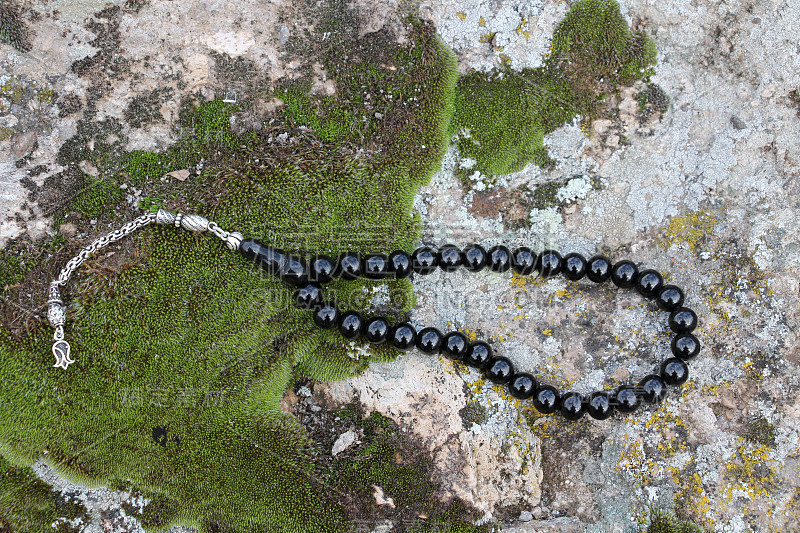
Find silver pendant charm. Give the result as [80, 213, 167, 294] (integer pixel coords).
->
[52, 340, 74, 369]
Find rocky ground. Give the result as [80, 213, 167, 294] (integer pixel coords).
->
[1, 0, 799, 532]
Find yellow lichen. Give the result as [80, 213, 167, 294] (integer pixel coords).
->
[661, 209, 721, 252]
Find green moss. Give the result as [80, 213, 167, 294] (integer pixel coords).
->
[453, 0, 658, 179]
[69, 176, 124, 218]
[453, 70, 552, 176]
[0, 13, 458, 533]
[743, 417, 777, 448]
[0, 242, 32, 291]
[641, 510, 703, 533]
[0, 454, 89, 532]
[334, 411, 435, 509]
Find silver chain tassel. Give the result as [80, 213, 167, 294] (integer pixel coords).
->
[47, 209, 243, 369]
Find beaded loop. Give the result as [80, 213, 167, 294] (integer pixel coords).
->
[48, 214, 702, 422]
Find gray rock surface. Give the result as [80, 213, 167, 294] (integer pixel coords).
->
[2, 0, 800, 531]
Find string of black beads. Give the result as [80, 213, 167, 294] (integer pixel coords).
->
[239, 240, 701, 421]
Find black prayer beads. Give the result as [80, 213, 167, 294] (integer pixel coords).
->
[238, 239, 701, 421]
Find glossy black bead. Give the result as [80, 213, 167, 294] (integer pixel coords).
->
[437, 245, 464, 272]
[464, 341, 492, 369]
[239, 239, 285, 275]
[411, 247, 439, 274]
[532, 385, 560, 414]
[611, 260, 639, 289]
[364, 317, 390, 344]
[660, 357, 689, 385]
[279, 254, 308, 286]
[614, 386, 639, 414]
[536, 250, 563, 277]
[390, 323, 417, 351]
[415, 327, 443, 354]
[309, 255, 336, 283]
[562, 252, 587, 281]
[485, 356, 514, 384]
[336, 253, 362, 280]
[638, 374, 667, 403]
[511, 247, 536, 275]
[656, 285, 685, 311]
[669, 307, 698, 334]
[587, 392, 613, 420]
[487, 245, 512, 272]
[671, 333, 701, 360]
[312, 303, 339, 329]
[559, 392, 586, 420]
[635, 269, 664, 299]
[293, 283, 323, 309]
[441, 331, 469, 360]
[509, 372, 537, 400]
[388, 251, 413, 278]
[338, 311, 364, 340]
[586, 255, 612, 283]
[362, 253, 390, 280]
[463, 244, 488, 271]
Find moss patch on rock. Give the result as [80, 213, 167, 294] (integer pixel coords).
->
[0, 12, 459, 533]
[0, 455, 88, 532]
[453, 0, 657, 178]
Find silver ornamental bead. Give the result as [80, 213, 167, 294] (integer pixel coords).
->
[225, 231, 244, 250]
[48, 302, 66, 328]
[155, 209, 176, 225]
[180, 214, 210, 232]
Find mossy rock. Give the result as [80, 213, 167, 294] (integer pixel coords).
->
[0, 14, 459, 533]
[453, 0, 657, 179]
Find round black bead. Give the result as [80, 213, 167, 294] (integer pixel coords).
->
[638, 374, 667, 403]
[279, 254, 308, 286]
[559, 392, 586, 420]
[611, 260, 639, 289]
[363, 253, 390, 280]
[415, 327, 443, 354]
[313, 303, 339, 329]
[293, 283, 323, 309]
[390, 323, 417, 351]
[657, 285, 685, 311]
[463, 244, 488, 271]
[586, 255, 612, 283]
[464, 341, 492, 369]
[660, 358, 689, 385]
[338, 311, 364, 339]
[511, 247, 536, 275]
[487, 245, 512, 272]
[388, 251, 413, 278]
[441, 331, 469, 360]
[669, 307, 698, 334]
[536, 250, 563, 277]
[614, 386, 639, 414]
[365, 317, 390, 344]
[532, 385, 560, 414]
[485, 356, 514, 384]
[240, 239, 285, 275]
[635, 269, 664, 299]
[437, 245, 464, 272]
[562, 252, 587, 281]
[671, 333, 701, 359]
[411, 247, 439, 274]
[337, 253, 362, 280]
[509, 372, 537, 400]
[309, 255, 336, 284]
[587, 392, 613, 420]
